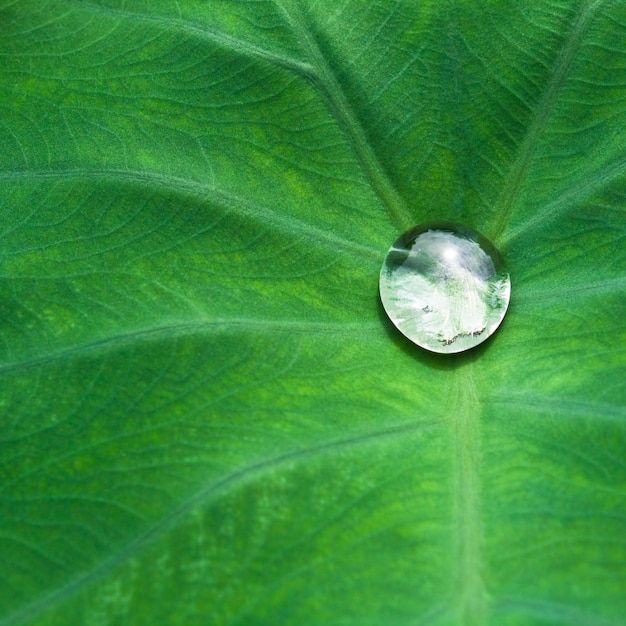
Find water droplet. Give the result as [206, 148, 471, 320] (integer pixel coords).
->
[379, 223, 511, 354]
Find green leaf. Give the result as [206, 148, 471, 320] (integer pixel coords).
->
[1, 1, 625, 624]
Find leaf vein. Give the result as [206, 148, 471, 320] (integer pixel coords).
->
[273, 0, 413, 229]
[56, 0, 313, 77]
[0, 419, 441, 626]
[493, 0, 605, 242]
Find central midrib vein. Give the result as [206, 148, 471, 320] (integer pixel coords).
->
[451, 366, 488, 626]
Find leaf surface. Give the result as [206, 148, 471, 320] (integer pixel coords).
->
[1, 1, 625, 625]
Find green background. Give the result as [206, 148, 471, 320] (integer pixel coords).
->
[1, 1, 625, 624]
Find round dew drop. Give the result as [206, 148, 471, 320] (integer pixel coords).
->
[379, 223, 511, 354]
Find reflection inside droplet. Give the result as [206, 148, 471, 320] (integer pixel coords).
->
[379, 223, 511, 354]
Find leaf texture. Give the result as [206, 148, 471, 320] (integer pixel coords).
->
[1, 1, 625, 625]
